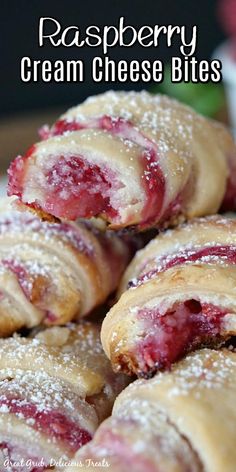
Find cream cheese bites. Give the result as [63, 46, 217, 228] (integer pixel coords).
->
[8, 91, 236, 230]
[0, 323, 128, 470]
[102, 216, 236, 377]
[0, 197, 131, 336]
[69, 349, 236, 472]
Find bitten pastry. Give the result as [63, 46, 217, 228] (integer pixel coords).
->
[102, 215, 236, 377]
[8, 91, 236, 230]
[0, 197, 131, 336]
[71, 349, 236, 472]
[0, 323, 128, 470]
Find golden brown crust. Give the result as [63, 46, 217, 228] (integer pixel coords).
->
[0, 323, 127, 398]
[8, 91, 236, 229]
[120, 215, 236, 293]
[72, 349, 236, 472]
[102, 216, 236, 377]
[60, 93, 235, 226]
[0, 197, 130, 336]
[0, 323, 128, 462]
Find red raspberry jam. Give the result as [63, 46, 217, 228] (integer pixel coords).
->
[96, 115, 166, 226]
[0, 215, 94, 258]
[140, 149, 165, 228]
[0, 397, 92, 452]
[45, 310, 57, 322]
[134, 300, 227, 377]
[1, 259, 58, 322]
[44, 155, 118, 220]
[8, 146, 36, 200]
[2, 260, 31, 299]
[220, 152, 236, 211]
[8, 116, 168, 226]
[98, 115, 166, 226]
[93, 426, 159, 472]
[221, 174, 236, 211]
[40, 119, 86, 139]
[8, 156, 27, 200]
[129, 245, 236, 288]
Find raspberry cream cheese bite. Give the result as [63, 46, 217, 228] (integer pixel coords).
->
[0, 197, 131, 337]
[102, 216, 236, 377]
[69, 349, 236, 472]
[8, 91, 236, 230]
[0, 323, 128, 470]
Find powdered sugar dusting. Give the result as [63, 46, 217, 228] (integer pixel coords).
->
[0, 323, 127, 461]
[0, 210, 94, 257]
[0, 198, 130, 333]
[62, 91, 195, 168]
[127, 215, 236, 288]
[0, 323, 119, 395]
[126, 349, 236, 399]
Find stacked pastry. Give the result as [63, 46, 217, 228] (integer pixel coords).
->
[0, 197, 131, 336]
[3, 90, 236, 471]
[102, 215, 236, 377]
[72, 348, 236, 472]
[8, 91, 236, 228]
[70, 214, 236, 472]
[0, 323, 128, 469]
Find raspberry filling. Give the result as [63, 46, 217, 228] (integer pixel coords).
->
[43, 155, 118, 221]
[45, 116, 166, 226]
[99, 116, 166, 225]
[8, 146, 36, 199]
[39, 119, 86, 139]
[134, 300, 227, 376]
[1, 259, 58, 323]
[8, 116, 168, 225]
[93, 428, 159, 472]
[44, 310, 57, 322]
[7, 134, 118, 222]
[129, 245, 236, 288]
[53, 221, 94, 256]
[0, 215, 94, 258]
[89, 419, 200, 472]
[2, 260, 32, 299]
[0, 396, 92, 452]
[140, 149, 165, 227]
[221, 158, 236, 211]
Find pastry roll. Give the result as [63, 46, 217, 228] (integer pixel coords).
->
[7, 91, 236, 230]
[71, 349, 236, 472]
[0, 197, 130, 336]
[102, 216, 236, 377]
[0, 323, 128, 469]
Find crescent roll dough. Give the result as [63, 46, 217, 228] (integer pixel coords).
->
[102, 216, 236, 377]
[0, 323, 128, 469]
[8, 91, 236, 229]
[0, 197, 131, 337]
[70, 349, 236, 472]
